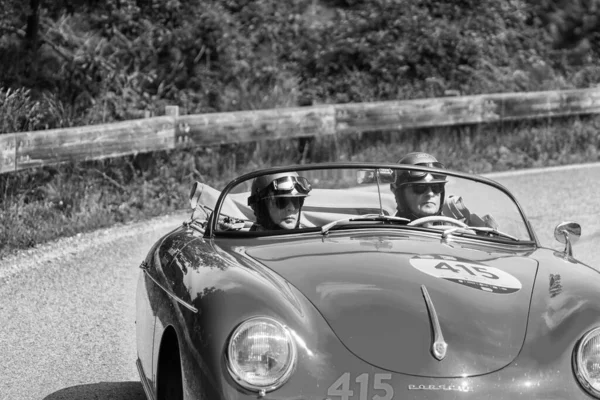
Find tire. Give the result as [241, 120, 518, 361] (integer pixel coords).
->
[157, 338, 183, 400]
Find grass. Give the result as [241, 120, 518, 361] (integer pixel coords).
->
[1, 113, 599, 260]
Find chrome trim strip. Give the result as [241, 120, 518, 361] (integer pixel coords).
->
[421, 285, 448, 361]
[442, 226, 519, 242]
[143, 270, 199, 313]
[136, 358, 156, 400]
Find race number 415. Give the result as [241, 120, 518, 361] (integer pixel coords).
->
[327, 373, 394, 400]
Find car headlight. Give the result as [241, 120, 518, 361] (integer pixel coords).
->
[227, 316, 297, 392]
[574, 327, 600, 398]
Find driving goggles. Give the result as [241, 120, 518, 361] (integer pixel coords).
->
[401, 162, 446, 179]
[267, 196, 305, 210]
[408, 183, 445, 195]
[270, 176, 312, 193]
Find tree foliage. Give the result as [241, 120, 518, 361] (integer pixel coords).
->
[1, 0, 600, 130]
[3, 0, 600, 258]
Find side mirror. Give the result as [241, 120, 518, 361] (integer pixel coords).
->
[554, 221, 581, 258]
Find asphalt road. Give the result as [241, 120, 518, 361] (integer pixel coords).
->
[488, 162, 599, 266]
[0, 163, 598, 400]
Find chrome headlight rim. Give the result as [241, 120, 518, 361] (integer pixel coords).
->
[226, 316, 297, 393]
[573, 326, 600, 398]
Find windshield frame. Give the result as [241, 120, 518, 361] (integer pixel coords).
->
[204, 162, 538, 245]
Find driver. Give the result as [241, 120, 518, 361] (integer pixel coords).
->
[391, 152, 447, 220]
[391, 152, 498, 229]
[247, 172, 312, 231]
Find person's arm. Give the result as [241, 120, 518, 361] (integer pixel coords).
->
[443, 195, 498, 229]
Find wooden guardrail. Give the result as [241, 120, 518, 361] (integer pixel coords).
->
[2, 87, 600, 174]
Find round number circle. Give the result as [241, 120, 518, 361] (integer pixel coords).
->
[410, 255, 522, 294]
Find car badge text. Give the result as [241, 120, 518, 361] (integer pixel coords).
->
[408, 384, 472, 392]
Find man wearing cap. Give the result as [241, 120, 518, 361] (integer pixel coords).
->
[391, 152, 448, 220]
[391, 152, 498, 228]
[247, 172, 312, 231]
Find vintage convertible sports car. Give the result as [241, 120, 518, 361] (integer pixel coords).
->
[136, 162, 598, 400]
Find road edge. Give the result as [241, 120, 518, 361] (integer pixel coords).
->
[0, 210, 189, 282]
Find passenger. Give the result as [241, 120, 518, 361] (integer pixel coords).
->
[247, 172, 312, 231]
[391, 152, 447, 220]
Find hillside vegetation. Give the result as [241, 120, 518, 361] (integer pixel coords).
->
[1, 0, 600, 258]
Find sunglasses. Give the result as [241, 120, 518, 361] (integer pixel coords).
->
[268, 196, 305, 210]
[271, 176, 312, 193]
[409, 183, 444, 195]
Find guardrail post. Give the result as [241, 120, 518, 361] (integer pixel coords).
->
[132, 106, 179, 172]
[298, 96, 313, 164]
[165, 105, 179, 117]
[166, 105, 185, 147]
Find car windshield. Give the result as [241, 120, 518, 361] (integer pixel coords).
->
[207, 165, 533, 242]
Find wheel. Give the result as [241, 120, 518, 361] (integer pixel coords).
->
[156, 338, 183, 400]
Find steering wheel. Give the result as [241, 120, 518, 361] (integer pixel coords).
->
[407, 215, 468, 228]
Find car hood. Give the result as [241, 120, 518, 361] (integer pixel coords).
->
[243, 234, 538, 377]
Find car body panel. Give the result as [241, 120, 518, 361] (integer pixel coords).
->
[243, 233, 538, 376]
